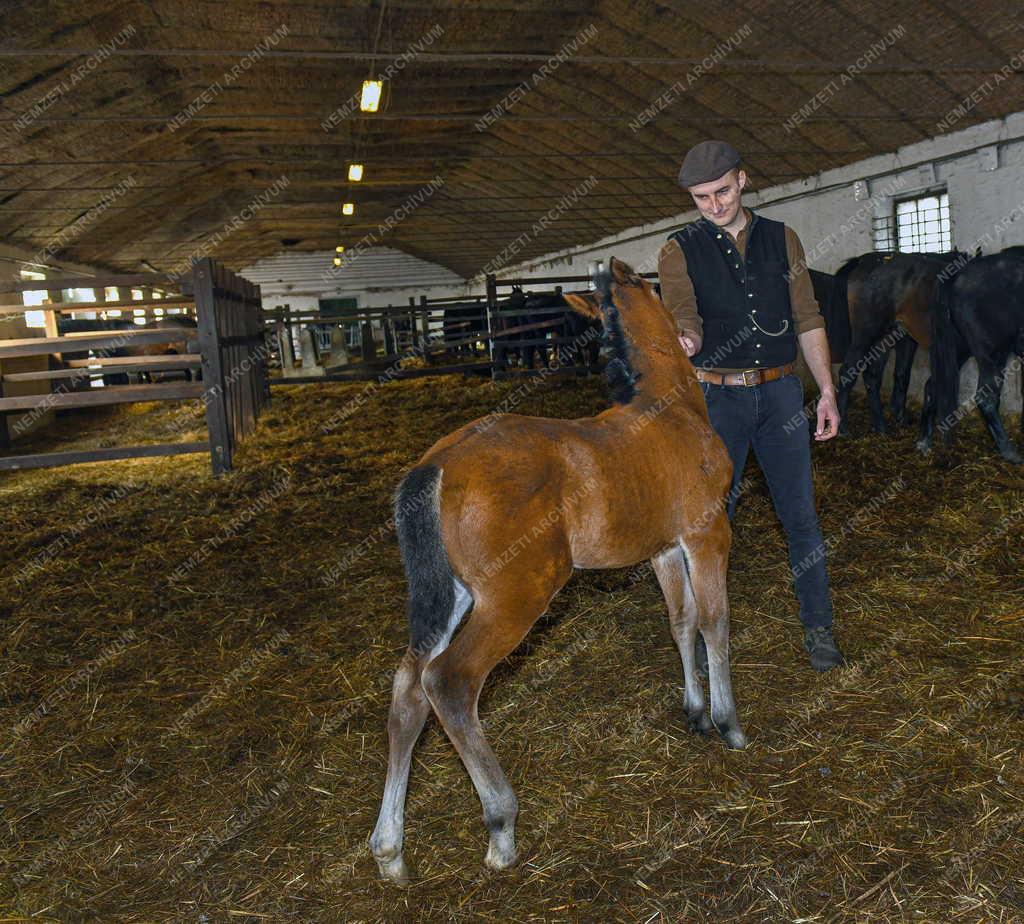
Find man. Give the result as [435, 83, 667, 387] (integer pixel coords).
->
[658, 139, 845, 672]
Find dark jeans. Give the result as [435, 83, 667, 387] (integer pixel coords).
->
[699, 372, 833, 629]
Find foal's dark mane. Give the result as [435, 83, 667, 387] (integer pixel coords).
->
[593, 271, 640, 405]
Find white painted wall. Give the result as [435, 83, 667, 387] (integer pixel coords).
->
[240, 246, 471, 311]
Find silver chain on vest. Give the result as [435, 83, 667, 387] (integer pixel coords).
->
[748, 312, 790, 336]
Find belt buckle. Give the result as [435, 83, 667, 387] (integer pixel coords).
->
[741, 368, 760, 386]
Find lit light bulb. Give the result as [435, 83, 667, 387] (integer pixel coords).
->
[360, 80, 382, 112]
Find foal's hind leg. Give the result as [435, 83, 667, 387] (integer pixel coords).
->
[680, 524, 746, 749]
[370, 581, 473, 883]
[369, 648, 432, 883]
[651, 544, 711, 734]
[422, 571, 568, 870]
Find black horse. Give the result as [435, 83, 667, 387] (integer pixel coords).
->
[442, 300, 488, 357]
[829, 251, 965, 435]
[557, 300, 603, 371]
[57, 317, 138, 386]
[922, 251, 1024, 463]
[809, 268, 834, 325]
[491, 288, 529, 370]
[491, 289, 602, 372]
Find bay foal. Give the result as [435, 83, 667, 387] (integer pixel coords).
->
[370, 258, 745, 884]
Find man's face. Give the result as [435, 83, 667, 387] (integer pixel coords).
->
[687, 168, 746, 226]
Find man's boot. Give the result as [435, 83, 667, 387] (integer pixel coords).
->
[804, 625, 845, 672]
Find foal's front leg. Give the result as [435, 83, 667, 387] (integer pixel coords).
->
[678, 530, 746, 750]
[651, 544, 711, 734]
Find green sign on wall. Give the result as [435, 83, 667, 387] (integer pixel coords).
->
[318, 297, 358, 317]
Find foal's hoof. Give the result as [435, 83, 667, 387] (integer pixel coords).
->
[720, 726, 748, 750]
[915, 438, 931, 455]
[687, 711, 714, 736]
[484, 843, 517, 871]
[374, 853, 412, 886]
[1000, 447, 1024, 465]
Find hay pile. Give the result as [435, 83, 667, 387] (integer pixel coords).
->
[1, 375, 1021, 923]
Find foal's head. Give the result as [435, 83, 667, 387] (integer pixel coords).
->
[564, 257, 692, 403]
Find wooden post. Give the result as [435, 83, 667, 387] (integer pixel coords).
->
[115, 286, 134, 318]
[193, 258, 232, 475]
[44, 289, 61, 367]
[251, 282, 270, 405]
[485, 274, 501, 378]
[420, 295, 433, 364]
[283, 304, 295, 367]
[383, 311, 396, 356]
[360, 319, 375, 362]
[140, 286, 154, 323]
[408, 296, 419, 352]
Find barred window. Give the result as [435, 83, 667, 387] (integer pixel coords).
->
[873, 191, 951, 253]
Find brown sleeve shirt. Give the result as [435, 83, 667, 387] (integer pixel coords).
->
[657, 212, 825, 372]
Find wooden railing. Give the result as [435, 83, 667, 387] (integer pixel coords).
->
[262, 271, 658, 384]
[0, 261, 268, 475]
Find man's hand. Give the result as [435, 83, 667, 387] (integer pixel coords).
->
[678, 332, 702, 357]
[798, 327, 840, 440]
[815, 388, 840, 441]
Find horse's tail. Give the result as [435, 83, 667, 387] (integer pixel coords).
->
[929, 265, 962, 444]
[825, 256, 858, 361]
[395, 464, 456, 656]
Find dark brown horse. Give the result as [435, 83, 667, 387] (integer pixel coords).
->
[370, 258, 745, 884]
[832, 251, 962, 434]
[922, 250, 1024, 463]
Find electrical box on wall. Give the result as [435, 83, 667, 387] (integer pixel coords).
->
[977, 145, 998, 172]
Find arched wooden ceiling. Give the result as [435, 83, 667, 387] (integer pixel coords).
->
[1, 0, 1022, 280]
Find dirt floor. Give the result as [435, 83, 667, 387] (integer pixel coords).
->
[1, 372, 1022, 923]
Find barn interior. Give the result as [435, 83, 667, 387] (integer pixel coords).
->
[2, 2, 1023, 921]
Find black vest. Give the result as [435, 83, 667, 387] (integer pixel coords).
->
[667, 210, 796, 370]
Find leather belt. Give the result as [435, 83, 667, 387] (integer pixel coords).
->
[694, 361, 796, 387]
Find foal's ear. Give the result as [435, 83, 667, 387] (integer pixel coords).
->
[610, 256, 643, 287]
[564, 290, 601, 320]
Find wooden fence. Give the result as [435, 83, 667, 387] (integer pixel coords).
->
[192, 258, 270, 475]
[264, 271, 659, 384]
[0, 261, 268, 475]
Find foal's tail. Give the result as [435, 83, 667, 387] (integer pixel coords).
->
[929, 267, 962, 444]
[825, 256, 858, 362]
[394, 465, 456, 656]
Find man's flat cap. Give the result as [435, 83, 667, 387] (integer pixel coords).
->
[678, 140, 741, 188]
